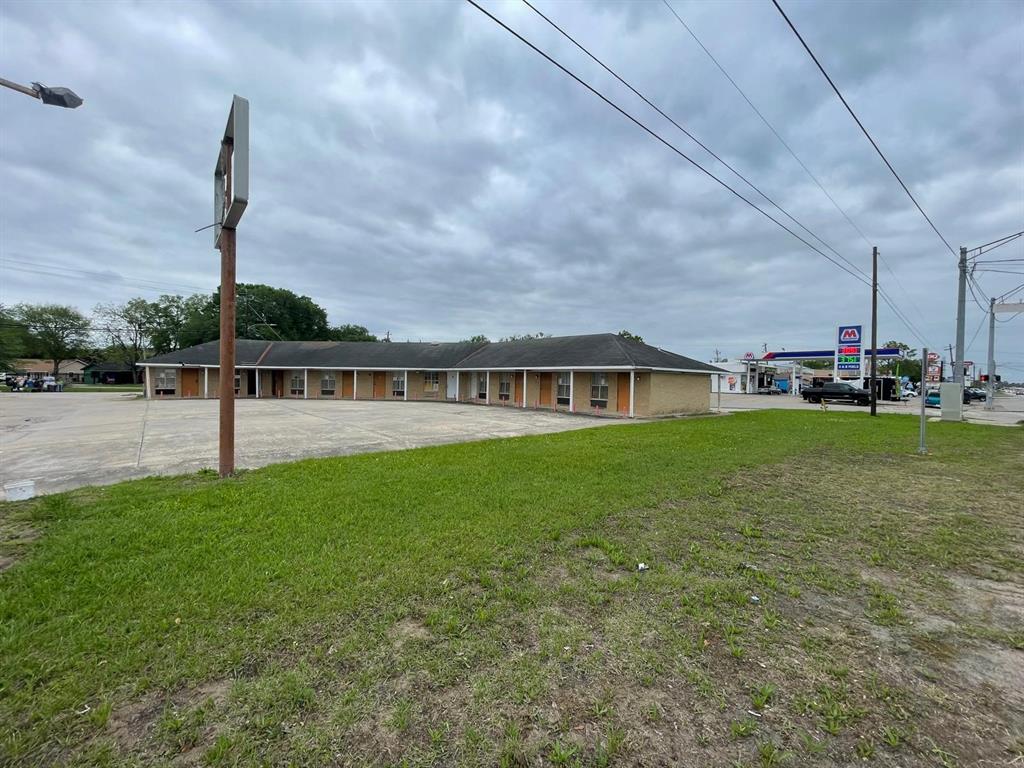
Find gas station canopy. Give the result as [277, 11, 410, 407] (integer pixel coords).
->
[761, 348, 904, 361]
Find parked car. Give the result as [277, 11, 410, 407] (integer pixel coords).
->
[925, 389, 941, 408]
[966, 387, 987, 401]
[801, 381, 871, 406]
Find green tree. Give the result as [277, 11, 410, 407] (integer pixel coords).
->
[328, 324, 377, 342]
[0, 304, 30, 371]
[499, 332, 549, 342]
[618, 330, 644, 344]
[462, 334, 490, 344]
[12, 304, 91, 376]
[94, 299, 159, 382]
[879, 340, 919, 380]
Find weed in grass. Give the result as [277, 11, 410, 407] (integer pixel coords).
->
[728, 640, 745, 659]
[391, 698, 413, 732]
[89, 700, 112, 729]
[855, 739, 876, 759]
[646, 703, 662, 723]
[751, 682, 776, 711]
[881, 726, 902, 748]
[591, 691, 614, 719]
[204, 733, 233, 765]
[549, 740, 580, 766]
[594, 726, 625, 767]
[763, 610, 782, 630]
[731, 718, 757, 739]
[799, 731, 826, 755]
[499, 723, 528, 768]
[757, 740, 789, 767]
[866, 584, 905, 626]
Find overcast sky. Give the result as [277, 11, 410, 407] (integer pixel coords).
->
[1, 0, 1021, 370]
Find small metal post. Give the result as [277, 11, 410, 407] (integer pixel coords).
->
[918, 347, 928, 455]
[870, 246, 878, 416]
[985, 299, 995, 411]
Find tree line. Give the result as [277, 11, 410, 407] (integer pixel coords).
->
[0, 284, 377, 380]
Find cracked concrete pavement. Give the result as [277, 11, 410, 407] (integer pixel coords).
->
[0, 393, 616, 497]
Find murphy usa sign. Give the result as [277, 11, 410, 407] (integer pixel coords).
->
[835, 325, 862, 373]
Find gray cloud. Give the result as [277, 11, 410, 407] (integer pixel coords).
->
[1, 0, 1021, 367]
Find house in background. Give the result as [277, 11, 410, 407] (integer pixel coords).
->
[82, 361, 136, 385]
[138, 333, 725, 418]
[10, 358, 87, 382]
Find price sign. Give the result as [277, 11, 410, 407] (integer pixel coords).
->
[836, 325, 862, 371]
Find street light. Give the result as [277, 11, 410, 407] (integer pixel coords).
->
[0, 76, 83, 108]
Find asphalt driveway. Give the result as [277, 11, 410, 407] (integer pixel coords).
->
[0, 393, 614, 497]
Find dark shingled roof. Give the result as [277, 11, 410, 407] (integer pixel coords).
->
[454, 334, 722, 372]
[141, 334, 724, 373]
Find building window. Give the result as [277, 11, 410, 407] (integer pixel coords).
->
[590, 372, 609, 407]
[155, 368, 176, 395]
[557, 372, 571, 405]
[290, 372, 304, 396]
[498, 372, 512, 401]
[424, 372, 439, 392]
[392, 372, 405, 398]
[477, 373, 488, 400]
[234, 372, 241, 395]
[321, 373, 336, 396]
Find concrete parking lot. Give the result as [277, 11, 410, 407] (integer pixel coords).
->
[715, 391, 1024, 426]
[0, 393, 615, 497]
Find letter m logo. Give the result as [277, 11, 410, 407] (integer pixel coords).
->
[840, 327, 860, 342]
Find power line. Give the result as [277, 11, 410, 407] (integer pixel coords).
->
[468, 0, 931, 347]
[658, 0, 931, 341]
[463, 0, 872, 287]
[966, 230, 1023, 259]
[770, 0, 957, 259]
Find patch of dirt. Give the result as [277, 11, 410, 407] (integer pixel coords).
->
[951, 574, 1024, 630]
[390, 617, 432, 647]
[106, 678, 232, 754]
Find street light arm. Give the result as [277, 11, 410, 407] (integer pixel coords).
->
[0, 76, 40, 99]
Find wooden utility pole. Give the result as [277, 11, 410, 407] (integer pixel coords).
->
[870, 246, 878, 416]
[213, 96, 249, 478]
[218, 227, 236, 477]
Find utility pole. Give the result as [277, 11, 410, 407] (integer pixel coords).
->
[212, 96, 249, 478]
[870, 246, 878, 416]
[985, 298, 995, 411]
[953, 245, 967, 385]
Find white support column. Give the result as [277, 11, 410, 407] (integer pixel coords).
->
[353, 370, 358, 400]
[569, 370, 575, 413]
[629, 370, 635, 418]
[404, 370, 408, 401]
[485, 371, 490, 404]
[456, 371, 460, 401]
[522, 369, 527, 408]
[146, 368, 153, 399]
[203, 367, 209, 399]
[255, 368, 260, 399]
[303, 369, 308, 399]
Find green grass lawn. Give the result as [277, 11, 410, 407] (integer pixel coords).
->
[1, 411, 1021, 767]
[66, 384, 144, 393]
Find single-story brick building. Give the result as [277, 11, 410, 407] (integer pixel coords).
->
[138, 333, 724, 418]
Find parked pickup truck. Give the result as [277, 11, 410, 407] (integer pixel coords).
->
[802, 382, 871, 406]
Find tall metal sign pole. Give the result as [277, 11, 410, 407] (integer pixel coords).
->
[918, 348, 927, 454]
[985, 298, 996, 411]
[870, 246, 878, 416]
[214, 96, 249, 478]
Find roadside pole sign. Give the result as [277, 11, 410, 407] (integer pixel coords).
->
[835, 325, 862, 375]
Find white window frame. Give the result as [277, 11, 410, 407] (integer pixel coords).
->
[155, 368, 176, 395]
[477, 373, 488, 400]
[392, 371, 405, 398]
[321, 372, 336, 396]
[289, 372, 304, 396]
[556, 372, 571, 405]
[424, 371, 439, 392]
[590, 372, 609, 407]
[498, 372, 512, 401]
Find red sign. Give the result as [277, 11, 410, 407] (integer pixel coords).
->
[839, 346, 859, 354]
[840, 328, 860, 342]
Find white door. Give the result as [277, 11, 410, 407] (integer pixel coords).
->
[446, 372, 458, 400]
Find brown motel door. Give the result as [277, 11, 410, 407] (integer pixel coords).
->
[180, 369, 200, 398]
[538, 373, 552, 406]
[514, 373, 524, 406]
[617, 373, 630, 414]
[373, 372, 387, 398]
[341, 371, 353, 398]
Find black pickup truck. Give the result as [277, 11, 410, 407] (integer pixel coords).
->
[802, 382, 871, 406]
